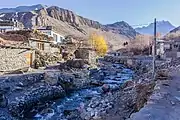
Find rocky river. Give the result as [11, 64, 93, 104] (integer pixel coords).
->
[32, 61, 134, 120]
[0, 58, 146, 120]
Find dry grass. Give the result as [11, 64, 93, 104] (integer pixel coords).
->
[163, 31, 180, 40]
[122, 34, 153, 55]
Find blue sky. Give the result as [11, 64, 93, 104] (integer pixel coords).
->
[0, 0, 180, 27]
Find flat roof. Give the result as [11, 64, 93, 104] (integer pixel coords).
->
[0, 21, 14, 26]
[29, 38, 53, 43]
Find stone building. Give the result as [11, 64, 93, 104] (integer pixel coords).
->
[157, 39, 180, 60]
[0, 46, 35, 73]
[74, 47, 97, 64]
[37, 26, 65, 44]
[0, 19, 21, 33]
[29, 38, 52, 52]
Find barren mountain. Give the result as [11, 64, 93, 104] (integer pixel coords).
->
[163, 26, 180, 40]
[104, 21, 138, 38]
[135, 20, 175, 35]
[0, 4, 45, 13]
[0, 5, 138, 50]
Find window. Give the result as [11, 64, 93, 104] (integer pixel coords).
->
[53, 34, 58, 42]
[60, 37, 63, 42]
[178, 45, 180, 52]
[169, 44, 172, 50]
[37, 42, 44, 50]
[174, 44, 178, 48]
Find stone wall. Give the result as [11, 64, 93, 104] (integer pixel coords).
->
[74, 48, 97, 64]
[0, 48, 35, 72]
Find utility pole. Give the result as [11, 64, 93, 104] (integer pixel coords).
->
[152, 18, 157, 79]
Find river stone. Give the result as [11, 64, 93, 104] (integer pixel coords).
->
[121, 80, 134, 89]
[58, 74, 75, 90]
[16, 82, 24, 87]
[13, 86, 23, 91]
[87, 107, 93, 112]
[44, 72, 59, 85]
[0, 93, 7, 108]
[90, 110, 95, 117]
[89, 68, 99, 76]
[102, 84, 110, 93]
[90, 80, 103, 86]
[66, 59, 89, 68]
[102, 84, 121, 93]
[93, 111, 101, 120]
[102, 80, 122, 84]
[40, 108, 54, 116]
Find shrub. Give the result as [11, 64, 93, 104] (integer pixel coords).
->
[89, 33, 108, 56]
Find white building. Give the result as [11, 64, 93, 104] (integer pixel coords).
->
[37, 26, 65, 44]
[157, 39, 180, 60]
[0, 19, 20, 33]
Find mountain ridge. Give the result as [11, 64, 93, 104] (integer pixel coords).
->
[0, 4, 139, 50]
[0, 4, 46, 13]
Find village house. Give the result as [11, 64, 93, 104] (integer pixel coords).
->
[157, 39, 180, 60]
[28, 38, 54, 52]
[37, 26, 65, 44]
[0, 19, 21, 33]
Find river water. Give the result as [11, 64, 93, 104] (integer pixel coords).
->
[33, 63, 134, 120]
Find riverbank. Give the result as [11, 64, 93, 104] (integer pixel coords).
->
[128, 58, 180, 120]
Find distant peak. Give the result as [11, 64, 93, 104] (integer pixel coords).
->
[48, 6, 59, 10]
[0, 4, 46, 13]
[106, 21, 130, 27]
[157, 20, 170, 24]
[135, 20, 175, 35]
[113, 21, 128, 25]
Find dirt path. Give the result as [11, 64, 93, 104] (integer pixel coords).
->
[129, 69, 180, 120]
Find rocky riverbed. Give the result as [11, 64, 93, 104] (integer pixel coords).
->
[32, 60, 134, 120]
[0, 56, 156, 120]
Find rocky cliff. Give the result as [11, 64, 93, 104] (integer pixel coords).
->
[46, 6, 102, 29]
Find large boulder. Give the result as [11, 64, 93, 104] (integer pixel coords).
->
[58, 73, 75, 91]
[0, 89, 7, 108]
[44, 72, 59, 85]
[8, 85, 65, 117]
[66, 59, 89, 68]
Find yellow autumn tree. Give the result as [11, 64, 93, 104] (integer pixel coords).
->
[89, 33, 108, 56]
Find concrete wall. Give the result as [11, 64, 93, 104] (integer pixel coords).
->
[0, 48, 35, 72]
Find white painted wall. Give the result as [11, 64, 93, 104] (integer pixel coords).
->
[0, 26, 20, 32]
[38, 29, 65, 44]
[177, 52, 180, 58]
